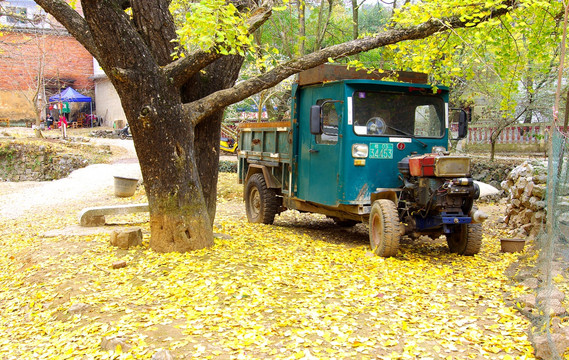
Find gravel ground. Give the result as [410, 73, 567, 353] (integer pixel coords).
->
[0, 132, 237, 221]
[0, 136, 141, 220]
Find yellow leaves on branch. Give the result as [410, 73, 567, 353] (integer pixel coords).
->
[387, 0, 561, 107]
[171, 0, 253, 57]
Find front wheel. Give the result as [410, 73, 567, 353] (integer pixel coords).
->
[369, 199, 401, 257]
[119, 131, 127, 140]
[446, 223, 482, 255]
[244, 173, 278, 224]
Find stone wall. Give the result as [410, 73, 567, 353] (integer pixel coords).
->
[0, 142, 89, 181]
[471, 158, 519, 190]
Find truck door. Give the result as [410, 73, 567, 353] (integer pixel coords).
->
[298, 96, 341, 206]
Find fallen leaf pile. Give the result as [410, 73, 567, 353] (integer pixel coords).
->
[0, 179, 550, 359]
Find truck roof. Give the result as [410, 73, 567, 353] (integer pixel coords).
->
[298, 64, 429, 86]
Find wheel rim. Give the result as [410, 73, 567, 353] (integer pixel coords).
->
[371, 212, 382, 249]
[249, 187, 261, 218]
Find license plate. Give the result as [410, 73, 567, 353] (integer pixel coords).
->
[369, 143, 393, 159]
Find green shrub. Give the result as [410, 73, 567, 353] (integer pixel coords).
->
[219, 160, 237, 173]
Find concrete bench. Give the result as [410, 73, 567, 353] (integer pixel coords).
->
[79, 203, 149, 227]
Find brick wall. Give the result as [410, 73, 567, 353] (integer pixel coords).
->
[0, 31, 94, 92]
[0, 30, 94, 122]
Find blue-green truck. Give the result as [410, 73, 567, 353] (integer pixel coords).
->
[238, 64, 486, 257]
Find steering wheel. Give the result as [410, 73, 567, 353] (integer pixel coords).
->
[366, 117, 386, 135]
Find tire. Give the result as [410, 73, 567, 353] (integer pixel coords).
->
[244, 173, 278, 224]
[119, 132, 126, 140]
[369, 199, 401, 257]
[331, 217, 359, 227]
[446, 223, 482, 255]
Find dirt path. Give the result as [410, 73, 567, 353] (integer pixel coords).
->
[0, 136, 141, 220]
[0, 129, 237, 221]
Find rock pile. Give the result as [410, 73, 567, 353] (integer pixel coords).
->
[90, 129, 117, 138]
[500, 161, 548, 238]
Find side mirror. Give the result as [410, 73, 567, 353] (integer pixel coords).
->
[457, 110, 468, 139]
[310, 105, 322, 135]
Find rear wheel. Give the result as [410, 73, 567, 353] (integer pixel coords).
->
[244, 173, 278, 224]
[446, 223, 482, 255]
[369, 199, 400, 257]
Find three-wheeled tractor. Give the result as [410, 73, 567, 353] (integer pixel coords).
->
[238, 64, 486, 257]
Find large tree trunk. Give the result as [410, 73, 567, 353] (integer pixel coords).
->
[81, 1, 216, 252]
[117, 77, 214, 252]
[79, 1, 245, 251]
[182, 56, 244, 224]
[140, 99, 214, 252]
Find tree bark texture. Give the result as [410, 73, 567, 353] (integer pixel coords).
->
[351, 0, 359, 41]
[181, 56, 244, 223]
[564, 88, 569, 129]
[314, 0, 333, 52]
[298, 0, 306, 56]
[34, 0, 518, 253]
[80, 1, 215, 252]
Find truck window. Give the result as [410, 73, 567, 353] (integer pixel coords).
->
[352, 91, 444, 138]
[414, 104, 442, 137]
[316, 99, 338, 144]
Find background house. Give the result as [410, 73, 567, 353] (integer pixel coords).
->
[0, 0, 94, 125]
[93, 58, 127, 128]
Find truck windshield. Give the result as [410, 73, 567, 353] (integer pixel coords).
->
[352, 91, 445, 138]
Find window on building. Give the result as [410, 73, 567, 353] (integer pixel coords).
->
[6, 6, 28, 25]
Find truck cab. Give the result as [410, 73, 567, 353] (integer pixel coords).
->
[238, 65, 483, 257]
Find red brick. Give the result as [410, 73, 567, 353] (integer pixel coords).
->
[0, 31, 94, 93]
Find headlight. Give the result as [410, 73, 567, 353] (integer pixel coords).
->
[432, 146, 446, 154]
[352, 144, 368, 158]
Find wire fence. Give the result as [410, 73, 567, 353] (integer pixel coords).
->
[532, 126, 569, 360]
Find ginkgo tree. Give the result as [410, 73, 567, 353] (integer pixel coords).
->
[385, 0, 565, 160]
[34, 0, 522, 253]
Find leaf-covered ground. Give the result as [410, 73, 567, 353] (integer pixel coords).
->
[0, 172, 553, 359]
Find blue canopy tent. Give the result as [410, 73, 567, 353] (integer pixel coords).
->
[49, 87, 92, 102]
[49, 87, 94, 127]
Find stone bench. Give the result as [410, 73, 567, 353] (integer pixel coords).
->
[79, 204, 149, 227]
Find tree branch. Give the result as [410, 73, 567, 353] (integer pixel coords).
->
[186, 2, 516, 125]
[164, 1, 273, 87]
[33, 0, 99, 59]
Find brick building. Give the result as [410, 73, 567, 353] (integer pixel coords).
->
[0, 0, 94, 124]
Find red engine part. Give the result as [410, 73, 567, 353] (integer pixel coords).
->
[409, 154, 437, 177]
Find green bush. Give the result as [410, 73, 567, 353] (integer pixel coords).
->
[219, 160, 237, 173]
